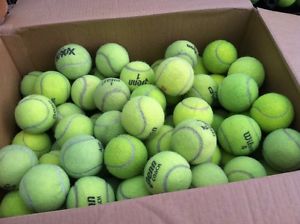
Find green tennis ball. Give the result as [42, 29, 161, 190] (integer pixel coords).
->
[224, 156, 266, 182]
[91, 67, 106, 80]
[192, 163, 228, 187]
[218, 115, 262, 156]
[34, 71, 71, 105]
[260, 160, 280, 176]
[19, 164, 70, 212]
[95, 43, 130, 78]
[172, 119, 217, 165]
[60, 135, 103, 178]
[203, 40, 238, 74]
[164, 115, 174, 126]
[173, 97, 213, 126]
[39, 150, 60, 165]
[20, 71, 42, 96]
[67, 176, 115, 208]
[116, 176, 150, 201]
[277, 0, 296, 7]
[90, 113, 102, 125]
[218, 74, 258, 112]
[263, 128, 300, 172]
[94, 78, 130, 112]
[71, 75, 101, 110]
[94, 111, 125, 145]
[145, 125, 173, 157]
[165, 40, 199, 67]
[0, 145, 38, 190]
[131, 84, 167, 111]
[120, 61, 155, 91]
[205, 145, 222, 165]
[121, 96, 165, 139]
[144, 151, 192, 194]
[220, 149, 235, 166]
[151, 59, 163, 73]
[211, 109, 228, 133]
[55, 43, 92, 80]
[56, 102, 84, 123]
[54, 114, 93, 146]
[250, 93, 294, 132]
[155, 57, 194, 96]
[186, 74, 218, 105]
[0, 191, 32, 217]
[228, 56, 265, 87]
[15, 94, 57, 134]
[211, 74, 225, 87]
[12, 131, 51, 158]
[194, 56, 208, 74]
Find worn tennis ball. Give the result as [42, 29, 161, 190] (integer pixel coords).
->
[116, 176, 150, 201]
[155, 57, 194, 96]
[120, 61, 155, 91]
[172, 119, 217, 165]
[121, 96, 165, 139]
[144, 151, 192, 194]
[55, 43, 92, 80]
[263, 128, 300, 172]
[94, 78, 130, 112]
[67, 176, 115, 208]
[0, 145, 38, 190]
[54, 114, 93, 146]
[94, 111, 125, 145]
[20, 71, 42, 96]
[104, 134, 148, 179]
[192, 163, 228, 187]
[56, 102, 84, 124]
[218, 115, 262, 156]
[260, 160, 280, 176]
[211, 74, 225, 87]
[250, 93, 294, 132]
[39, 150, 60, 165]
[95, 43, 130, 78]
[186, 74, 218, 105]
[91, 67, 106, 80]
[0, 191, 32, 217]
[277, 0, 296, 7]
[224, 156, 266, 182]
[71, 75, 101, 110]
[205, 145, 222, 165]
[131, 84, 167, 111]
[151, 59, 163, 73]
[165, 40, 199, 67]
[211, 109, 228, 133]
[12, 131, 51, 158]
[202, 40, 238, 74]
[173, 97, 213, 126]
[15, 94, 57, 134]
[228, 56, 265, 87]
[194, 56, 208, 74]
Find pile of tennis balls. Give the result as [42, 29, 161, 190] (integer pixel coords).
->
[0, 39, 299, 218]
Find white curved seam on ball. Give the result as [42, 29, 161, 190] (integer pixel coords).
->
[251, 104, 290, 119]
[118, 183, 130, 200]
[163, 165, 190, 192]
[135, 97, 147, 137]
[99, 89, 129, 111]
[55, 167, 68, 195]
[56, 59, 91, 71]
[178, 67, 194, 95]
[176, 52, 196, 67]
[79, 76, 88, 108]
[218, 125, 234, 154]
[55, 115, 79, 142]
[226, 170, 255, 179]
[180, 100, 210, 111]
[20, 179, 35, 211]
[156, 128, 173, 153]
[155, 57, 178, 83]
[124, 64, 152, 73]
[214, 42, 232, 66]
[97, 52, 118, 76]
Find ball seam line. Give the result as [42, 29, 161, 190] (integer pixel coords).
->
[181, 100, 210, 111]
[56, 59, 91, 71]
[176, 52, 196, 67]
[156, 128, 173, 153]
[124, 64, 152, 73]
[215, 42, 232, 66]
[97, 52, 118, 76]
[55, 168, 68, 196]
[20, 179, 35, 212]
[251, 105, 291, 119]
[135, 97, 147, 137]
[38, 73, 47, 95]
[163, 165, 190, 192]
[226, 170, 255, 179]
[118, 183, 130, 200]
[218, 125, 234, 154]
[283, 129, 300, 150]
[178, 67, 194, 95]
[79, 76, 88, 108]
[55, 115, 79, 142]
[155, 57, 178, 83]
[99, 89, 129, 111]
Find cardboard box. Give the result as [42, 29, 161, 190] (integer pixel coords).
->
[1, 0, 300, 223]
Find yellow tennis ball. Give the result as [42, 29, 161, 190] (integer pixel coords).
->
[211, 109, 228, 133]
[20, 71, 42, 96]
[151, 59, 163, 73]
[56, 102, 84, 123]
[204, 145, 222, 165]
[277, 0, 296, 7]
[210, 74, 225, 87]
[39, 150, 60, 165]
[194, 56, 208, 74]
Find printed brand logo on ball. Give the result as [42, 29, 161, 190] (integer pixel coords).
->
[242, 131, 254, 150]
[146, 160, 162, 188]
[55, 48, 76, 61]
[87, 196, 102, 206]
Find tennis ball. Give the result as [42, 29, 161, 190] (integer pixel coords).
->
[165, 94, 183, 106]
[145, 125, 173, 157]
[186, 74, 218, 105]
[164, 115, 174, 126]
[121, 96, 165, 139]
[0, 145, 38, 190]
[194, 56, 208, 74]
[67, 176, 115, 208]
[94, 111, 125, 145]
[131, 84, 167, 111]
[263, 128, 300, 172]
[260, 160, 280, 176]
[71, 75, 101, 110]
[250, 93, 294, 132]
[54, 114, 93, 146]
[20, 71, 42, 96]
[55, 43, 92, 80]
[155, 57, 194, 96]
[151, 59, 163, 73]
[94, 78, 130, 112]
[19, 164, 70, 212]
[116, 176, 150, 201]
[210, 74, 225, 87]
[91, 67, 106, 80]
[211, 109, 228, 133]
[34, 71, 71, 105]
[144, 151, 192, 194]
[205, 145, 222, 165]
[15, 94, 57, 134]
[0, 191, 32, 217]
[104, 134, 148, 179]
[56, 102, 84, 123]
[172, 119, 217, 165]
[90, 113, 101, 125]
[39, 150, 60, 165]
[202, 40, 238, 74]
[165, 40, 199, 67]
[228, 56, 265, 87]
[12, 131, 51, 158]
[218, 115, 262, 156]
[192, 163, 228, 187]
[120, 61, 155, 91]
[224, 156, 266, 182]
[60, 135, 103, 178]
[173, 97, 213, 126]
[277, 0, 296, 7]
[220, 149, 235, 166]
[95, 43, 130, 77]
